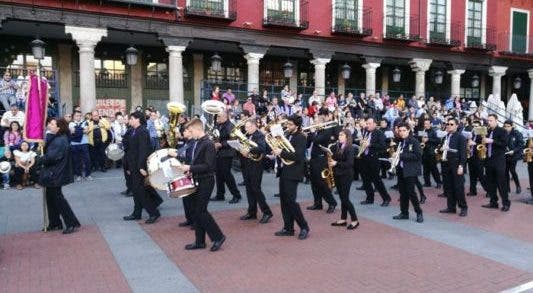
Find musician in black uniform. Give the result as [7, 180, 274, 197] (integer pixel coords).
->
[330, 129, 359, 230]
[482, 114, 510, 211]
[123, 111, 160, 224]
[466, 120, 487, 196]
[239, 119, 273, 224]
[420, 119, 442, 188]
[393, 122, 424, 223]
[273, 114, 310, 240]
[504, 120, 524, 194]
[120, 125, 133, 197]
[212, 111, 242, 203]
[306, 109, 337, 213]
[178, 118, 226, 252]
[438, 118, 468, 217]
[360, 117, 392, 206]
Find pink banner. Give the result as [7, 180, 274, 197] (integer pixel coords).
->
[96, 98, 126, 118]
[24, 73, 48, 142]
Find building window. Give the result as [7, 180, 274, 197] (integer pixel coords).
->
[511, 9, 529, 53]
[429, 0, 446, 41]
[89, 59, 128, 88]
[333, 0, 359, 32]
[145, 62, 168, 89]
[386, 0, 405, 36]
[467, 0, 483, 46]
[266, 0, 297, 24]
[207, 65, 243, 82]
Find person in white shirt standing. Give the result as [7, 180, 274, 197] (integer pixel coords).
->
[112, 112, 127, 168]
[1, 104, 25, 128]
[69, 110, 92, 181]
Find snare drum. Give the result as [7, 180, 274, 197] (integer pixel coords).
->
[168, 176, 197, 198]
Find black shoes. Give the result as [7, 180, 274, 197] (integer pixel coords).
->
[459, 209, 468, 217]
[185, 242, 206, 250]
[380, 200, 390, 207]
[145, 215, 160, 224]
[274, 229, 295, 236]
[356, 185, 365, 190]
[439, 208, 456, 214]
[416, 213, 424, 223]
[331, 221, 347, 227]
[501, 205, 510, 212]
[62, 226, 77, 234]
[420, 196, 427, 204]
[360, 200, 373, 205]
[482, 203, 499, 209]
[467, 192, 477, 196]
[298, 228, 309, 240]
[259, 214, 273, 224]
[210, 197, 225, 201]
[178, 221, 192, 227]
[306, 205, 323, 210]
[437, 193, 446, 198]
[423, 183, 431, 188]
[123, 214, 141, 221]
[274, 193, 280, 198]
[347, 222, 360, 230]
[436, 183, 442, 189]
[393, 213, 409, 220]
[326, 205, 336, 213]
[237, 181, 245, 186]
[211, 236, 226, 252]
[240, 214, 257, 221]
[42, 224, 63, 232]
[516, 187, 521, 194]
[228, 198, 241, 204]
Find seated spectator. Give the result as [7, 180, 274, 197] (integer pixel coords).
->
[1, 148, 13, 189]
[13, 141, 39, 190]
[1, 104, 25, 128]
[4, 121, 22, 152]
[242, 97, 256, 115]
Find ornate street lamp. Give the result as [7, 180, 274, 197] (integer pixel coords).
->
[30, 38, 46, 60]
[125, 46, 138, 66]
[471, 74, 480, 88]
[514, 77, 522, 89]
[210, 52, 222, 72]
[283, 60, 294, 78]
[434, 70, 443, 85]
[392, 67, 401, 83]
[341, 63, 351, 79]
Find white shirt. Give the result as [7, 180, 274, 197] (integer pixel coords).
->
[1, 111, 25, 127]
[308, 95, 323, 106]
[14, 150, 36, 164]
[112, 121, 127, 143]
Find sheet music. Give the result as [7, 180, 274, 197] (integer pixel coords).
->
[436, 130, 447, 138]
[417, 131, 426, 137]
[461, 131, 472, 140]
[270, 124, 284, 137]
[227, 140, 243, 151]
[384, 130, 394, 138]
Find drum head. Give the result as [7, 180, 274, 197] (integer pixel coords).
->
[147, 148, 182, 190]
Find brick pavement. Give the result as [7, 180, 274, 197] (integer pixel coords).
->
[0, 226, 130, 293]
[143, 207, 533, 293]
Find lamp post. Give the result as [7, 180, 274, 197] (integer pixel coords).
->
[392, 67, 401, 83]
[514, 77, 522, 89]
[471, 74, 479, 88]
[125, 46, 138, 66]
[283, 60, 293, 79]
[211, 52, 222, 72]
[434, 70, 443, 85]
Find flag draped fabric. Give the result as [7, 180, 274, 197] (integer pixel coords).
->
[24, 73, 48, 142]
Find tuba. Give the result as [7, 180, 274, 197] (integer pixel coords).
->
[319, 143, 336, 190]
[230, 118, 263, 162]
[201, 100, 226, 141]
[474, 126, 488, 160]
[166, 101, 186, 148]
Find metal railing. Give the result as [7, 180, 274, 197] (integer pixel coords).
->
[74, 71, 129, 88]
[185, 0, 237, 20]
[384, 15, 420, 41]
[107, 0, 177, 8]
[482, 99, 527, 133]
[426, 22, 463, 47]
[465, 27, 497, 50]
[332, 5, 373, 36]
[145, 75, 169, 89]
[263, 0, 309, 29]
[497, 33, 533, 56]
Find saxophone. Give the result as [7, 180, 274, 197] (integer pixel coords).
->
[474, 126, 488, 160]
[523, 138, 533, 163]
[320, 143, 336, 190]
[357, 136, 369, 158]
[387, 142, 403, 175]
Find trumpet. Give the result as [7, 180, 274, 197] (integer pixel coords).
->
[435, 144, 443, 162]
[301, 121, 338, 133]
[356, 136, 369, 158]
[319, 143, 336, 190]
[387, 142, 403, 175]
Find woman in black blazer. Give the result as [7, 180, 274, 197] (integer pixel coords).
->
[330, 129, 359, 230]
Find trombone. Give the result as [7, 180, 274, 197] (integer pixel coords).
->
[301, 121, 338, 133]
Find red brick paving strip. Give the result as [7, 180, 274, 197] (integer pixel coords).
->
[0, 226, 130, 293]
[144, 207, 533, 293]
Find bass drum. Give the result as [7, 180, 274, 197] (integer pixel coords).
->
[105, 143, 124, 161]
[147, 148, 183, 190]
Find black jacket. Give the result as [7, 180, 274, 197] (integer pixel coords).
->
[308, 127, 336, 158]
[331, 143, 354, 178]
[242, 130, 266, 168]
[125, 125, 151, 175]
[361, 129, 386, 158]
[278, 131, 306, 181]
[398, 136, 422, 178]
[39, 134, 73, 187]
[441, 131, 467, 167]
[189, 135, 216, 179]
[215, 119, 235, 158]
[506, 129, 524, 161]
[421, 127, 440, 157]
[487, 126, 508, 160]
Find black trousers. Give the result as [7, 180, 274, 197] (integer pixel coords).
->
[182, 195, 196, 224]
[361, 156, 391, 203]
[215, 156, 241, 199]
[467, 157, 486, 194]
[130, 172, 159, 217]
[279, 177, 309, 232]
[45, 186, 80, 228]
[89, 141, 106, 170]
[193, 176, 224, 244]
[334, 175, 357, 221]
[353, 157, 360, 181]
[422, 155, 442, 186]
[529, 162, 533, 198]
[13, 166, 38, 185]
[123, 159, 132, 192]
[415, 177, 425, 198]
[441, 161, 467, 210]
[505, 158, 520, 192]
[397, 170, 422, 215]
[485, 157, 510, 207]
[309, 157, 337, 207]
[243, 163, 272, 216]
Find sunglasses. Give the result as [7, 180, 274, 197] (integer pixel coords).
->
[447, 123, 456, 126]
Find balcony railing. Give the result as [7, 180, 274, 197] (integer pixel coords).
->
[107, 0, 177, 8]
[145, 75, 169, 89]
[384, 15, 420, 41]
[465, 27, 496, 51]
[497, 33, 533, 56]
[185, 0, 236, 21]
[426, 22, 463, 47]
[74, 71, 129, 88]
[263, 0, 309, 30]
[332, 6, 373, 36]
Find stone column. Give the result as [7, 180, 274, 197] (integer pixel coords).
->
[409, 58, 432, 98]
[381, 67, 389, 96]
[193, 53, 204, 108]
[166, 46, 186, 103]
[488, 66, 508, 100]
[244, 53, 264, 94]
[57, 43, 73, 113]
[362, 62, 380, 97]
[65, 26, 107, 114]
[337, 67, 345, 95]
[310, 58, 331, 97]
[447, 69, 465, 98]
[289, 60, 298, 93]
[130, 53, 143, 111]
[528, 69, 533, 121]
